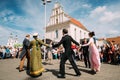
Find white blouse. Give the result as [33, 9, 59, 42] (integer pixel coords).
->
[82, 38, 94, 47]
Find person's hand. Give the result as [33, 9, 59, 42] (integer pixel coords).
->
[103, 38, 106, 40]
[78, 46, 80, 51]
[79, 44, 82, 47]
[49, 45, 52, 48]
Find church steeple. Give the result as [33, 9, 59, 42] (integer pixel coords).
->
[46, 2, 89, 43]
[54, 1, 61, 8]
[7, 33, 18, 47]
[47, 2, 69, 26]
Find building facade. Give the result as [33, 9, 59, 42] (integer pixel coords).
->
[7, 33, 18, 48]
[46, 2, 89, 43]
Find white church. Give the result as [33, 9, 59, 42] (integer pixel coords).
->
[7, 33, 18, 48]
[46, 2, 89, 43]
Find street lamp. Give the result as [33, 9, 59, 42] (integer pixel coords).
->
[42, 0, 52, 60]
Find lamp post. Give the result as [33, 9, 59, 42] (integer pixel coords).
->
[42, 0, 51, 60]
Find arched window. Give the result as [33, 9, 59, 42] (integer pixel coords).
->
[84, 32, 86, 38]
[56, 10, 58, 14]
[56, 18, 58, 24]
[74, 28, 76, 40]
[55, 30, 58, 38]
[80, 30, 82, 39]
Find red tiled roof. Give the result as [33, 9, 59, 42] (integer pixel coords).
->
[106, 36, 120, 44]
[70, 18, 89, 31]
[64, 14, 89, 31]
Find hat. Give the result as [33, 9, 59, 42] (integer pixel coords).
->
[33, 33, 38, 36]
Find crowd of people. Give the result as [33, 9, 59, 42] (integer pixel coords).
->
[0, 46, 21, 59]
[0, 29, 120, 78]
[0, 40, 119, 65]
[99, 41, 120, 65]
[45, 39, 120, 66]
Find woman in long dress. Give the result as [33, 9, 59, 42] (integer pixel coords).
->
[81, 32, 101, 73]
[29, 33, 49, 76]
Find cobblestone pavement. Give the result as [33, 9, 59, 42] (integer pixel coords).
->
[0, 59, 120, 80]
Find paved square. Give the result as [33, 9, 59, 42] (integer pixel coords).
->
[0, 59, 120, 80]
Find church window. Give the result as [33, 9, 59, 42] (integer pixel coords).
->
[56, 18, 58, 24]
[74, 28, 76, 40]
[56, 10, 58, 14]
[55, 30, 58, 38]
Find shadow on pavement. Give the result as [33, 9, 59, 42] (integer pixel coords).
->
[42, 62, 53, 65]
[66, 66, 95, 75]
[78, 68, 96, 75]
[45, 69, 59, 77]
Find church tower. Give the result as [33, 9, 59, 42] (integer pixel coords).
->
[47, 2, 69, 26]
[7, 33, 18, 48]
[46, 2, 89, 42]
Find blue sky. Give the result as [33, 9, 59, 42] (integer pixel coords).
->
[0, 0, 120, 45]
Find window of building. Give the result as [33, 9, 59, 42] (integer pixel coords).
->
[80, 30, 82, 38]
[84, 32, 86, 38]
[56, 18, 58, 24]
[56, 10, 58, 14]
[74, 28, 76, 40]
[55, 30, 58, 38]
[80, 30, 82, 43]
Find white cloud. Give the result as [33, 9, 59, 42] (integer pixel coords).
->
[108, 30, 119, 34]
[100, 11, 120, 22]
[61, 0, 91, 14]
[82, 4, 91, 8]
[89, 6, 120, 23]
[0, 10, 13, 17]
[0, 0, 53, 45]
[0, 25, 32, 45]
[0, 25, 30, 45]
[19, 0, 46, 33]
[90, 6, 106, 18]
[3, 17, 7, 22]
[1, 0, 120, 45]
[81, 4, 120, 38]
[0, 26, 13, 45]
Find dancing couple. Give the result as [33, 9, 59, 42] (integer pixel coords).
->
[53, 29, 101, 78]
[19, 33, 49, 77]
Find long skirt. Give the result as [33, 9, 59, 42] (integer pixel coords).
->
[30, 48, 44, 76]
[89, 45, 101, 71]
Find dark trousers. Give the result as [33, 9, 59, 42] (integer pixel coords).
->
[83, 52, 90, 68]
[59, 53, 80, 75]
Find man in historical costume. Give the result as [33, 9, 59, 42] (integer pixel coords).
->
[29, 33, 49, 76]
[19, 34, 30, 72]
[52, 29, 81, 78]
